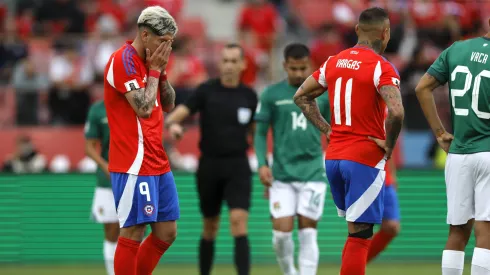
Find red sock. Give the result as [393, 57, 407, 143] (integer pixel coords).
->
[342, 240, 348, 260]
[136, 233, 171, 275]
[115, 237, 140, 275]
[340, 237, 371, 275]
[367, 230, 395, 263]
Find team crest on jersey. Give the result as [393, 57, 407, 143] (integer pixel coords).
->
[144, 204, 155, 216]
[273, 202, 280, 210]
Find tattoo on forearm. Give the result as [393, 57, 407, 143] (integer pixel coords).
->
[379, 86, 404, 149]
[160, 79, 176, 108]
[132, 76, 159, 113]
[294, 85, 331, 134]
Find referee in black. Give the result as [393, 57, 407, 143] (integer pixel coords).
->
[165, 43, 258, 275]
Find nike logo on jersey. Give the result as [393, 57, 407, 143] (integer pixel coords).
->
[471, 52, 488, 64]
[275, 99, 294, 106]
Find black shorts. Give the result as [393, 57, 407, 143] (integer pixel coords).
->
[196, 156, 252, 217]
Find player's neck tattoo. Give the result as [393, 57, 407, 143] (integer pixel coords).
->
[357, 40, 383, 54]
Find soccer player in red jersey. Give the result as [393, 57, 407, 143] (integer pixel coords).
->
[103, 6, 179, 275]
[294, 7, 404, 275]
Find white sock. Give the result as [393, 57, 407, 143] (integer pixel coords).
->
[103, 240, 117, 275]
[472, 247, 490, 275]
[298, 228, 319, 275]
[273, 230, 297, 275]
[442, 250, 465, 275]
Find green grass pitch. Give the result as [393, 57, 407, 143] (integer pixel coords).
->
[0, 263, 473, 275]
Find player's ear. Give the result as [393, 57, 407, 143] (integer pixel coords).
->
[381, 27, 389, 41]
[141, 29, 150, 44]
[355, 24, 359, 36]
[283, 60, 288, 70]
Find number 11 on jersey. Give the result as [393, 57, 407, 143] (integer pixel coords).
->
[333, 77, 353, 126]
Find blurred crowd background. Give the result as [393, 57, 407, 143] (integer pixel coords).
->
[1, 0, 489, 173]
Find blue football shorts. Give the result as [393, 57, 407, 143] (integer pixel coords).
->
[383, 184, 400, 221]
[111, 171, 180, 228]
[325, 160, 385, 224]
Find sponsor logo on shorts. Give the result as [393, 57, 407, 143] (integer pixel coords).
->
[144, 204, 155, 216]
[273, 202, 280, 210]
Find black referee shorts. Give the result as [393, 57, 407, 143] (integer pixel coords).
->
[196, 156, 252, 218]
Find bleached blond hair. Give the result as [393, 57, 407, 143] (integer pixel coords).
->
[137, 6, 178, 36]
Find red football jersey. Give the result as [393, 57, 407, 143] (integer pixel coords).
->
[312, 46, 401, 169]
[104, 41, 170, 176]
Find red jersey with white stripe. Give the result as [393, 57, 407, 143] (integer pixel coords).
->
[312, 46, 401, 168]
[104, 41, 171, 176]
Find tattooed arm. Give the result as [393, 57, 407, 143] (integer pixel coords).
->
[415, 73, 446, 137]
[124, 75, 160, 118]
[293, 76, 331, 135]
[379, 85, 405, 150]
[159, 77, 176, 113]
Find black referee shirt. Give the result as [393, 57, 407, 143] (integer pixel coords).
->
[184, 78, 258, 158]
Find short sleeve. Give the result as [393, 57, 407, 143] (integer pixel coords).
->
[311, 57, 332, 88]
[184, 83, 206, 114]
[106, 52, 146, 94]
[375, 60, 401, 91]
[427, 46, 450, 85]
[254, 87, 273, 122]
[84, 105, 100, 139]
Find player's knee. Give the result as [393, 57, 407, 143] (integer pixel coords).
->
[473, 221, 490, 249]
[381, 220, 401, 236]
[151, 221, 177, 244]
[272, 217, 295, 232]
[157, 228, 177, 244]
[348, 225, 374, 239]
[202, 217, 220, 240]
[120, 224, 147, 241]
[298, 215, 318, 229]
[447, 222, 474, 249]
[229, 209, 248, 236]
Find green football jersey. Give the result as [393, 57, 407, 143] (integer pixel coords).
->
[428, 37, 490, 154]
[84, 101, 111, 188]
[255, 80, 330, 182]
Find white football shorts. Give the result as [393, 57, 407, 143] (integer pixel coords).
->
[445, 152, 490, 225]
[269, 181, 327, 221]
[91, 187, 119, 224]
